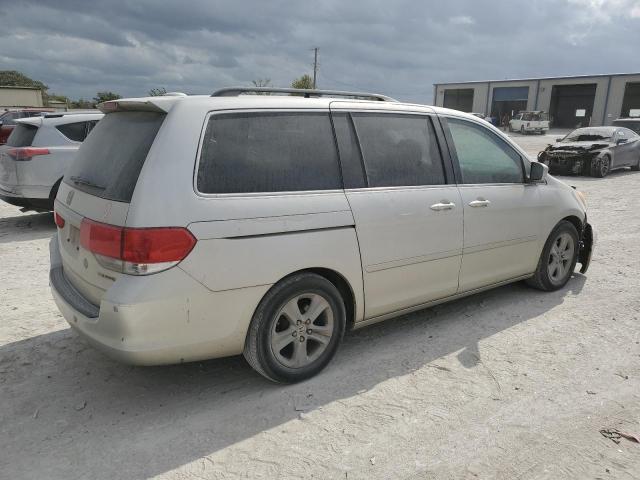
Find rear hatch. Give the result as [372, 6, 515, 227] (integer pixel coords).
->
[55, 110, 166, 306]
[0, 122, 39, 188]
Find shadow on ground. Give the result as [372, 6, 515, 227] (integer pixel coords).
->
[1, 274, 585, 479]
[0, 211, 55, 244]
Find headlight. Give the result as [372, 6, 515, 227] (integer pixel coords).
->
[575, 190, 587, 209]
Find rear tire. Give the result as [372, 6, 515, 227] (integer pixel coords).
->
[243, 273, 346, 383]
[47, 178, 63, 211]
[526, 221, 579, 292]
[590, 155, 610, 178]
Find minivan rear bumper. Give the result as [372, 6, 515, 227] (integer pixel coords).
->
[49, 236, 270, 365]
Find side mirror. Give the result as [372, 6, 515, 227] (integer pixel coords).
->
[555, 138, 563, 142]
[529, 161, 547, 183]
[616, 138, 628, 145]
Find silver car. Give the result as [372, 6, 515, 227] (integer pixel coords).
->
[0, 111, 103, 211]
[49, 88, 594, 383]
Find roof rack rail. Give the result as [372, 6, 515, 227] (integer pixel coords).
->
[211, 87, 397, 102]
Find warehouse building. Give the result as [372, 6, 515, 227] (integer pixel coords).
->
[433, 73, 640, 128]
[0, 85, 44, 109]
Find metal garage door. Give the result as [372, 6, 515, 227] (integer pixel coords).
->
[443, 89, 474, 112]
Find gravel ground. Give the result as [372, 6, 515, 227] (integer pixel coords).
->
[1, 132, 639, 479]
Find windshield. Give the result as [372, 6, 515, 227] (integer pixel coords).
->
[64, 111, 165, 203]
[562, 128, 613, 142]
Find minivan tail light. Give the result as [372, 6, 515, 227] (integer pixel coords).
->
[54, 211, 65, 229]
[79, 219, 196, 275]
[7, 147, 50, 161]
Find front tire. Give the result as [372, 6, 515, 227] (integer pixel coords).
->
[591, 155, 610, 178]
[520, 126, 526, 135]
[243, 273, 346, 383]
[526, 221, 579, 291]
[631, 157, 640, 171]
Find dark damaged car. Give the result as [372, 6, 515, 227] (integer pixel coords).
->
[538, 126, 640, 177]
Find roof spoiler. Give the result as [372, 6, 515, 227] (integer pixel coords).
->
[98, 96, 181, 114]
[211, 87, 397, 102]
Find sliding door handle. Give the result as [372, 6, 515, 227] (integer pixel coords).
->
[469, 199, 491, 208]
[430, 201, 456, 211]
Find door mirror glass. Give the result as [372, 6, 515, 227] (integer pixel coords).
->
[529, 161, 546, 182]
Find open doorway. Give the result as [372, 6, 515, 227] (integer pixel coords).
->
[621, 82, 640, 118]
[549, 84, 596, 128]
[490, 86, 529, 125]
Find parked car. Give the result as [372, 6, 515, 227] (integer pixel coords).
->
[0, 108, 56, 144]
[538, 126, 640, 177]
[50, 88, 593, 383]
[0, 112, 103, 211]
[509, 111, 549, 134]
[612, 117, 640, 135]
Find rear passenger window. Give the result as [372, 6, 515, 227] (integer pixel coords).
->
[351, 113, 445, 187]
[57, 122, 87, 142]
[197, 112, 341, 194]
[448, 118, 524, 184]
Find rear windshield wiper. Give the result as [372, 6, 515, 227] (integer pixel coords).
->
[69, 175, 106, 190]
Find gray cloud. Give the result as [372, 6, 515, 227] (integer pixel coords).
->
[0, 0, 638, 103]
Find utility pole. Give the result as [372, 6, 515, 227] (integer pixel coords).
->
[312, 47, 319, 89]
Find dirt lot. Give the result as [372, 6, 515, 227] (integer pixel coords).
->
[1, 132, 639, 479]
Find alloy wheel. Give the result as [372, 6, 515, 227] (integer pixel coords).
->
[270, 293, 335, 369]
[547, 232, 575, 284]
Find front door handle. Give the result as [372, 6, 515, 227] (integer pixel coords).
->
[430, 201, 456, 211]
[469, 199, 491, 208]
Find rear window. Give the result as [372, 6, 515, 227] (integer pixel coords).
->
[64, 111, 165, 203]
[56, 122, 88, 142]
[197, 112, 341, 194]
[7, 124, 38, 147]
[613, 121, 640, 134]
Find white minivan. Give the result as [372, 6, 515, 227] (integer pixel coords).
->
[50, 88, 594, 382]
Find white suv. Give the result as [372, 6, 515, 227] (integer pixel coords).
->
[49, 88, 594, 382]
[0, 112, 103, 211]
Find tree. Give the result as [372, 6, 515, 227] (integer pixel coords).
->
[71, 98, 94, 109]
[251, 78, 272, 88]
[0, 70, 48, 91]
[148, 87, 167, 96]
[93, 91, 121, 104]
[291, 74, 314, 90]
[46, 93, 70, 107]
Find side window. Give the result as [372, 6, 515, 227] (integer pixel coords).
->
[448, 117, 524, 184]
[351, 113, 445, 187]
[86, 120, 98, 136]
[197, 112, 342, 194]
[332, 113, 366, 188]
[56, 122, 88, 142]
[3, 112, 19, 126]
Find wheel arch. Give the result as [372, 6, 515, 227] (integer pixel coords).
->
[560, 215, 583, 237]
[276, 267, 358, 330]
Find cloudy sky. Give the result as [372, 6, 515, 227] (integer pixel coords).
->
[1, 0, 639, 104]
